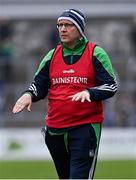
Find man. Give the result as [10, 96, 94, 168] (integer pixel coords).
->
[13, 9, 117, 179]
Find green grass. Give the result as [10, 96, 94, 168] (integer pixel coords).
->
[95, 160, 136, 179]
[0, 160, 136, 179]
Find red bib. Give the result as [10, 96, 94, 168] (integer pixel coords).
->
[45, 42, 103, 128]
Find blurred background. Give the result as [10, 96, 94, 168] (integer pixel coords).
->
[0, 0, 136, 179]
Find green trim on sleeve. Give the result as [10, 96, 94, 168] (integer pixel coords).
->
[93, 46, 116, 79]
[91, 123, 101, 146]
[64, 132, 69, 152]
[35, 48, 55, 76]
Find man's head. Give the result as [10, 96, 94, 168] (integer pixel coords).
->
[57, 9, 86, 48]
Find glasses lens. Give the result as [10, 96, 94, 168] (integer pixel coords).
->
[57, 23, 74, 29]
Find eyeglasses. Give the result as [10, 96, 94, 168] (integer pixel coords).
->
[57, 23, 75, 29]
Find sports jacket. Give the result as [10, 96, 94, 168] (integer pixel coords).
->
[25, 37, 117, 103]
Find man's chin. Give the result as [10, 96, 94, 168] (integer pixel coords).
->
[61, 39, 69, 43]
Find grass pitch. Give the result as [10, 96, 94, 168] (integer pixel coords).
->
[0, 160, 136, 179]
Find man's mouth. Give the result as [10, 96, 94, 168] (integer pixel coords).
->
[61, 35, 68, 38]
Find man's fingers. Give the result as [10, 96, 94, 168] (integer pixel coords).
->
[12, 93, 32, 114]
[86, 95, 91, 102]
[68, 94, 80, 101]
[73, 95, 81, 101]
[68, 91, 91, 102]
[12, 103, 25, 114]
[81, 95, 86, 102]
[12, 101, 31, 114]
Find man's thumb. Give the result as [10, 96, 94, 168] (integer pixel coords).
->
[27, 103, 32, 112]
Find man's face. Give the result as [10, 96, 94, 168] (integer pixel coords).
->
[57, 19, 81, 46]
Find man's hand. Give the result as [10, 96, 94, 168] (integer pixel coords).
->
[69, 90, 91, 103]
[12, 93, 32, 114]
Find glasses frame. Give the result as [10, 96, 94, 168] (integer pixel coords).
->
[57, 23, 75, 29]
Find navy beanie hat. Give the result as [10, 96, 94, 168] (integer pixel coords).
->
[58, 9, 86, 36]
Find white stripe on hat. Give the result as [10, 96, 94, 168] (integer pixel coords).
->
[70, 9, 85, 26]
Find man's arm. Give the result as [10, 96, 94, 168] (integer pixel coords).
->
[24, 49, 55, 102]
[12, 49, 55, 113]
[87, 46, 117, 101]
[69, 46, 117, 102]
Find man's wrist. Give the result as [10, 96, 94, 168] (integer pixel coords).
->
[23, 92, 33, 98]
